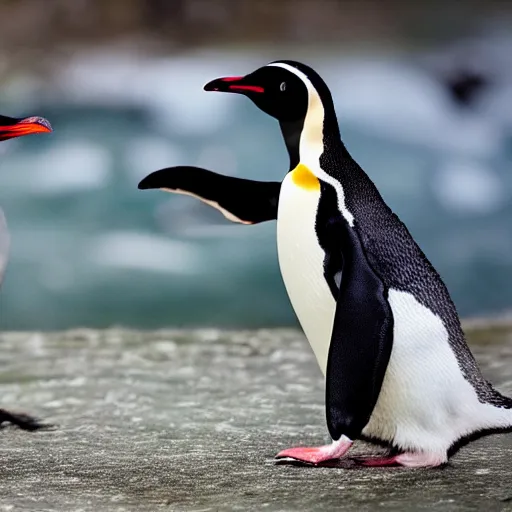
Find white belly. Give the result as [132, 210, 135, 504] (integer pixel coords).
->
[276, 173, 336, 375]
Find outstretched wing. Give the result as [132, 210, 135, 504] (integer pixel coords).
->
[324, 215, 394, 441]
[0, 207, 10, 287]
[138, 166, 281, 225]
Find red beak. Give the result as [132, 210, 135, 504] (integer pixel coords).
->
[0, 116, 52, 142]
[204, 76, 264, 94]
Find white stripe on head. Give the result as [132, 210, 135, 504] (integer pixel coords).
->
[268, 62, 354, 227]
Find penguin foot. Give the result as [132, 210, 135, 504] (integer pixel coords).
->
[0, 408, 51, 431]
[394, 452, 447, 468]
[275, 436, 353, 465]
[352, 455, 400, 467]
[353, 452, 447, 468]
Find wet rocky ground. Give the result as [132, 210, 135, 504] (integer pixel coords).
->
[0, 324, 512, 511]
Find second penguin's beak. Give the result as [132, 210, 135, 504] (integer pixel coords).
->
[203, 76, 264, 94]
[0, 116, 53, 142]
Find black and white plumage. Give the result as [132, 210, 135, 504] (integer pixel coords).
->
[0, 114, 52, 431]
[138, 60, 512, 468]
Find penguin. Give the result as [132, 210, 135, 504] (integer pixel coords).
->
[0, 114, 52, 431]
[138, 61, 512, 468]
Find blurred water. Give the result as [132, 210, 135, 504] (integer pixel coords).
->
[1, 46, 512, 330]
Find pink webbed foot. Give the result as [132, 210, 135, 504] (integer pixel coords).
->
[275, 436, 353, 465]
[354, 451, 447, 468]
[353, 455, 400, 467]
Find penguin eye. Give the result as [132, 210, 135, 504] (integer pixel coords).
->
[280, 82, 287, 92]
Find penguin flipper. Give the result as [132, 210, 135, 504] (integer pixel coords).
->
[138, 166, 281, 224]
[325, 216, 394, 443]
[0, 208, 10, 287]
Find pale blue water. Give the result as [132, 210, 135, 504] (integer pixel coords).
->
[1, 48, 512, 330]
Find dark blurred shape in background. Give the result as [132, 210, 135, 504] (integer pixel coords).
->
[0, 0, 512, 330]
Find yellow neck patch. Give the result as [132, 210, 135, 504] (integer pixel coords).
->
[290, 163, 320, 191]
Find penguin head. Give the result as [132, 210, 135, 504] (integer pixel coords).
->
[204, 60, 333, 123]
[0, 115, 52, 142]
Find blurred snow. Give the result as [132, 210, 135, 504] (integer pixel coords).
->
[325, 59, 504, 158]
[29, 140, 111, 194]
[433, 160, 507, 215]
[88, 232, 200, 274]
[54, 50, 263, 136]
[124, 137, 184, 182]
[195, 145, 238, 176]
[48, 46, 512, 161]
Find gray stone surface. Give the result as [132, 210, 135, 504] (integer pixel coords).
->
[0, 325, 512, 511]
